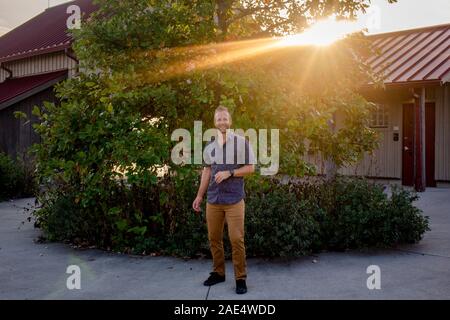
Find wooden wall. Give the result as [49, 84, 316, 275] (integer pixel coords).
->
[435, 84, 450, 181]
[0, 87, 57, 158]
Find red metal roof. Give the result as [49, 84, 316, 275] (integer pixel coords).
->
[0, 70, 67, 108]
[0, 0, 97, 63]
[369, 23, 450, 85]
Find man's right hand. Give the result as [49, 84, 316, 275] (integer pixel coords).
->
[192, 196, 203, 213]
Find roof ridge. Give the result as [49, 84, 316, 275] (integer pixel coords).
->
[368, 23, 450, 38]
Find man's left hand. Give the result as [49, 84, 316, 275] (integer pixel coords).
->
[214, 170, 231, 184]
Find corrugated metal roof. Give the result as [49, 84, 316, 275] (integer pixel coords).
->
[0, 0, 97, 63]
[0, 70, 67, 108]
[369, 23, 450, 85]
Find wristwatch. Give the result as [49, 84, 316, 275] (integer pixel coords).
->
[229, 169, 235, 177]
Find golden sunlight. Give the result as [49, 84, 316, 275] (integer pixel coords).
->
[277, 16, 363, 47]
[139, 16, 364, 83]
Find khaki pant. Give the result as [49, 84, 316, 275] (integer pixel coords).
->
[206, 199, 246, 280]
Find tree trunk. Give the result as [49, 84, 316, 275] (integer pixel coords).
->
[216, 0, 233, 36]
[325, 112, 338, 181]
[325, 158, 337, 181]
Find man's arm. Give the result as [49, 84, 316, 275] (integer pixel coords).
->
[214, 164, 254, 184]
[233, 164, 255, 177]
[192, 166, 211, 212]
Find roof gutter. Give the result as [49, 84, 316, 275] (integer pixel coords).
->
[360, 79, 442, 91]
[384, 80, 443, 88]
[64, 47, 79, 75]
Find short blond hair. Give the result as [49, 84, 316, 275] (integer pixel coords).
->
[214, 106, 231, 120]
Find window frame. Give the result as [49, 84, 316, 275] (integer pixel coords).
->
[370, 103, 389, 129]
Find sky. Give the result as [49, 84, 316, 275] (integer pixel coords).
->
[0, 0, 449, 37]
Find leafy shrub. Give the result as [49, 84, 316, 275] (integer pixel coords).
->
[0, 152, 18, 200]
[0, 152, 36, 201]
[34, 166, 208, 256]
[316, 177, 430, 249]
[245, 177, 322, 257]
[384, 186, 430, 244]
[33, 172, 429, 258]
[34, 193, 87, 242]
[320, 177, 391, 249]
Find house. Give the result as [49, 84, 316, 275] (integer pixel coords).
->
[334, 23, 450, 191]
[0, 0, 97, 158]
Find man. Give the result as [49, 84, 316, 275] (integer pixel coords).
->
[192, 106, 255, 294]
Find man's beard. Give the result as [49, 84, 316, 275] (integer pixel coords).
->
[217, 126, 230, 133]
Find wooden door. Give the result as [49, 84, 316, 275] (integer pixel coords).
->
[402, 102, 436, 187]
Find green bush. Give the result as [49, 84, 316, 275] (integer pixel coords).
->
[243, 176, 429, 257]
[384, 186, 430, 244]
[34, 193, 87, 242]
[245, 178, 322, 257]
[318, 177, 430, 249]
[34, 167, 208, 256]
[33, 173, 429, 258]
[0, 152, 36, 201]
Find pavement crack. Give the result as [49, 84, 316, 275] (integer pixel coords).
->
[205, 286, 211, 300]
[391, 248, 450, 259]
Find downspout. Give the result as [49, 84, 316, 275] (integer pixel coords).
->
[420, 87, 427, 190]
[0, 62, 13, 80]
[64, 48, 79, 76]
[412, 87, 426, 192]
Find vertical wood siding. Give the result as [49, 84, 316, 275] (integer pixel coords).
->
[0, 51, 77, 83]
[338, 103, 402, 178]
[435, 84, 450, 181]
[0, 87, 57, 158]
[0, 69, 7, 83]
[305, 102, 403, 178]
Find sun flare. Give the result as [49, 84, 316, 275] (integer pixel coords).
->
[137, 16, 364, 83]
[278, 16, 363, 47]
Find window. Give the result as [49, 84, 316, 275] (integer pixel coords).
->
[370, 104, 389, 128]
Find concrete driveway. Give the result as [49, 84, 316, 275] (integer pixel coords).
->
[1, 188, 449, 300]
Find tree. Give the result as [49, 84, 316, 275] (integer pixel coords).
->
[32, 0, 393, 250]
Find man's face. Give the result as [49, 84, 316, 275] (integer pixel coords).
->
[214, 110, 231, 134]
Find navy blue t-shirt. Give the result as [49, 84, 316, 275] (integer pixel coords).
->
[203, 132, 256, 205]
